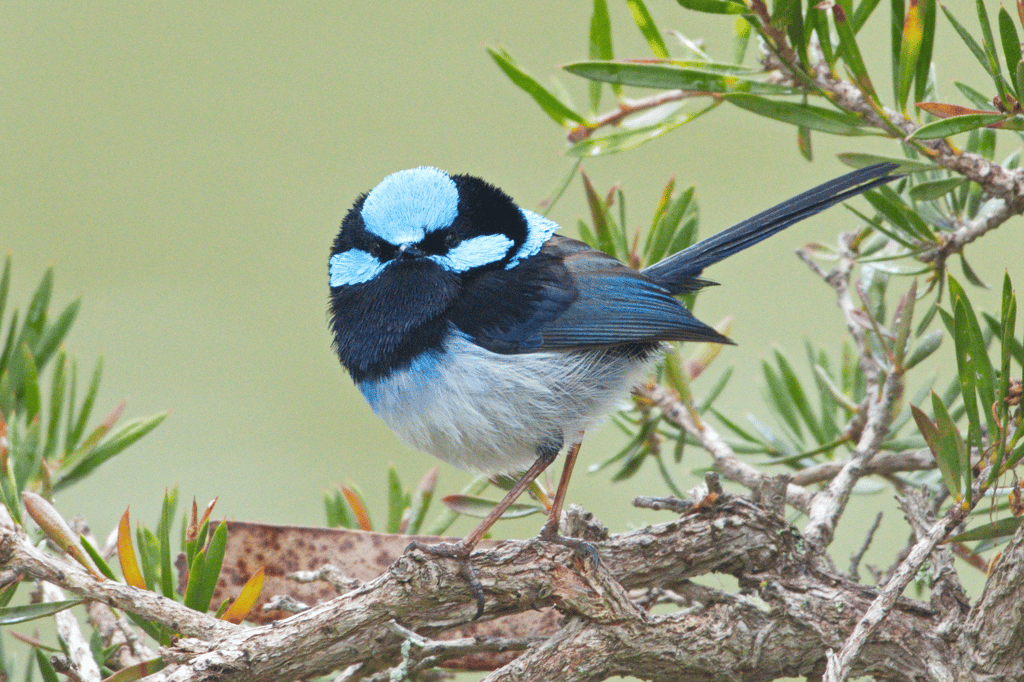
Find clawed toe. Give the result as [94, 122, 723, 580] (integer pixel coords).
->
[405, 539, 487, 619]
[537, 526, 601, 569]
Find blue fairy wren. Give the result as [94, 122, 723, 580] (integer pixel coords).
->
[328, 162, 897, 604]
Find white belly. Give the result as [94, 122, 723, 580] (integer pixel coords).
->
[357, 331, 656, 474]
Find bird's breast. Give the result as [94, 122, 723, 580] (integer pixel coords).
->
[357, 328, 659, 475]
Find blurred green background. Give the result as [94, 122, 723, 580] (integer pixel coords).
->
[3, 0, 1022, 583]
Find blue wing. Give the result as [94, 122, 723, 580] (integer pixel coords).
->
[449, 235, 729, 354]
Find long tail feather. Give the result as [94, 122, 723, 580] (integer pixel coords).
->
[642, 162, 899, 294]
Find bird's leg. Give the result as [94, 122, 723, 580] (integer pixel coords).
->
[406, 445, 560, 618]
[537, 436, 600, 567]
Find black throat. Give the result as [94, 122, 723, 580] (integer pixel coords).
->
[329, 260, 460, 382]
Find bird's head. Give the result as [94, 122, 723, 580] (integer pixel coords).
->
[328, 167, 558, 379]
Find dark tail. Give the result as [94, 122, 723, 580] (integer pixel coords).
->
[641, 162, 900, 294]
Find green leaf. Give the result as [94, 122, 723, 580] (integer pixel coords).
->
[66, 357, 103, 452]
[908, 177, 966, 200]
[35, 648, 60, 682]
[896, 0, 924, 112]
[647, 185, 695, 263]
[589, 0, 616, 112]
[832, 2, 880, 103]
[53, 413, 167, 493]
[19, 344, 41, 421]
[725, 93, 871, 135]
[79, 534, 117, 581]
[910, 401, 958, 497]
[949, 275, 997, 438]
[975, 0, 1012, 103]
[184, 522, 227, 613]
[158, 489, 177, 599]
[999, 7, 1023, 99]
[627, 0, 669, 58]
[405, 466, 437, 535]
[797, 124, 812, 160]
[676, 0, 747, 13]
[386, 466, 405, 534]
[948, 516, 1024, 543]
[774, 349, 826, 443]
[941, 5, 997, 79]
[909, 113, 1007, 139]
[581, 171, 617, 257]
[43, 351, 66, 462]
[0, 599, 84, 625]
[23, 267, 53, 339]
[324, 489, 354, 529]
[851, 0, 883, 33]
[863, 186, 934, 242]
[836, 152, 937, 172]
[33, 300, 79, 372]
[441, 494, 542, 519]
[102, 658, 167, 682]
[0, 255, 10, 334]
[488, 46, 586, 127]
[563, 61, 799, 94]
[762, 359, 802, 440]
[904, 328, 943, 369]
[913, 0, 937, 105]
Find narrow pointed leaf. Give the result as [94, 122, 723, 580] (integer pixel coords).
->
[675, 0, 748, 13]
[999, 8, 1022, 98]
[0, 599, 85, 625]
[488, 46, 586, 127]
[909, 113, 1008, 139]
[914, 0, 937, 105]
[441, 494, 542, 519]
[79, 534, 116, 581]
[66, 357, 103, 451]
[33, 300, 79, 371]
[725, 93, 870, 134]
[406, 466, 437, 535]
[836, 152, 936, 172]
[386, 466, 405, 534]
[118, 509, 147, 589]
[627, 0, 670, 58]
[832, 3, 880, 102]
[942, 5, 998, 75]
[221, 567, 264, 624]
[563, 61, 800, 94]
[102, 658, 167, 682]
[340, 485, 373, 531]
[908, 177, 966, 200]
[897, 0, 924, 112]
[911, 402, 960, 497]
[54, 413, 166, 493]
[589, 0, 616, 112]
[904, 329, 943, 369]
[947, 516, 1024, 543]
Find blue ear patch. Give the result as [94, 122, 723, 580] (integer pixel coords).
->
[361, 167, 459, 245]
[432, 234, 514, 273]
[330, 249, 386, 287]
[507, 210, 559, 268]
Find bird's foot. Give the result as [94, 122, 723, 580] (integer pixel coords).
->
[405, 539, 487, 619]
[537, 524, 600, 570]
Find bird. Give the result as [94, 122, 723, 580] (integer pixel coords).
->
[328, 162, 897, 607]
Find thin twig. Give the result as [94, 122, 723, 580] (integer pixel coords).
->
[847, 512, 883, 583]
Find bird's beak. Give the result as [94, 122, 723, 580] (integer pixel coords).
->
[397, 243, 425, 260]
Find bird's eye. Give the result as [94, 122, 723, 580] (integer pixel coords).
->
[367, 241, 381, 258]
[420, 229, 458, 255]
